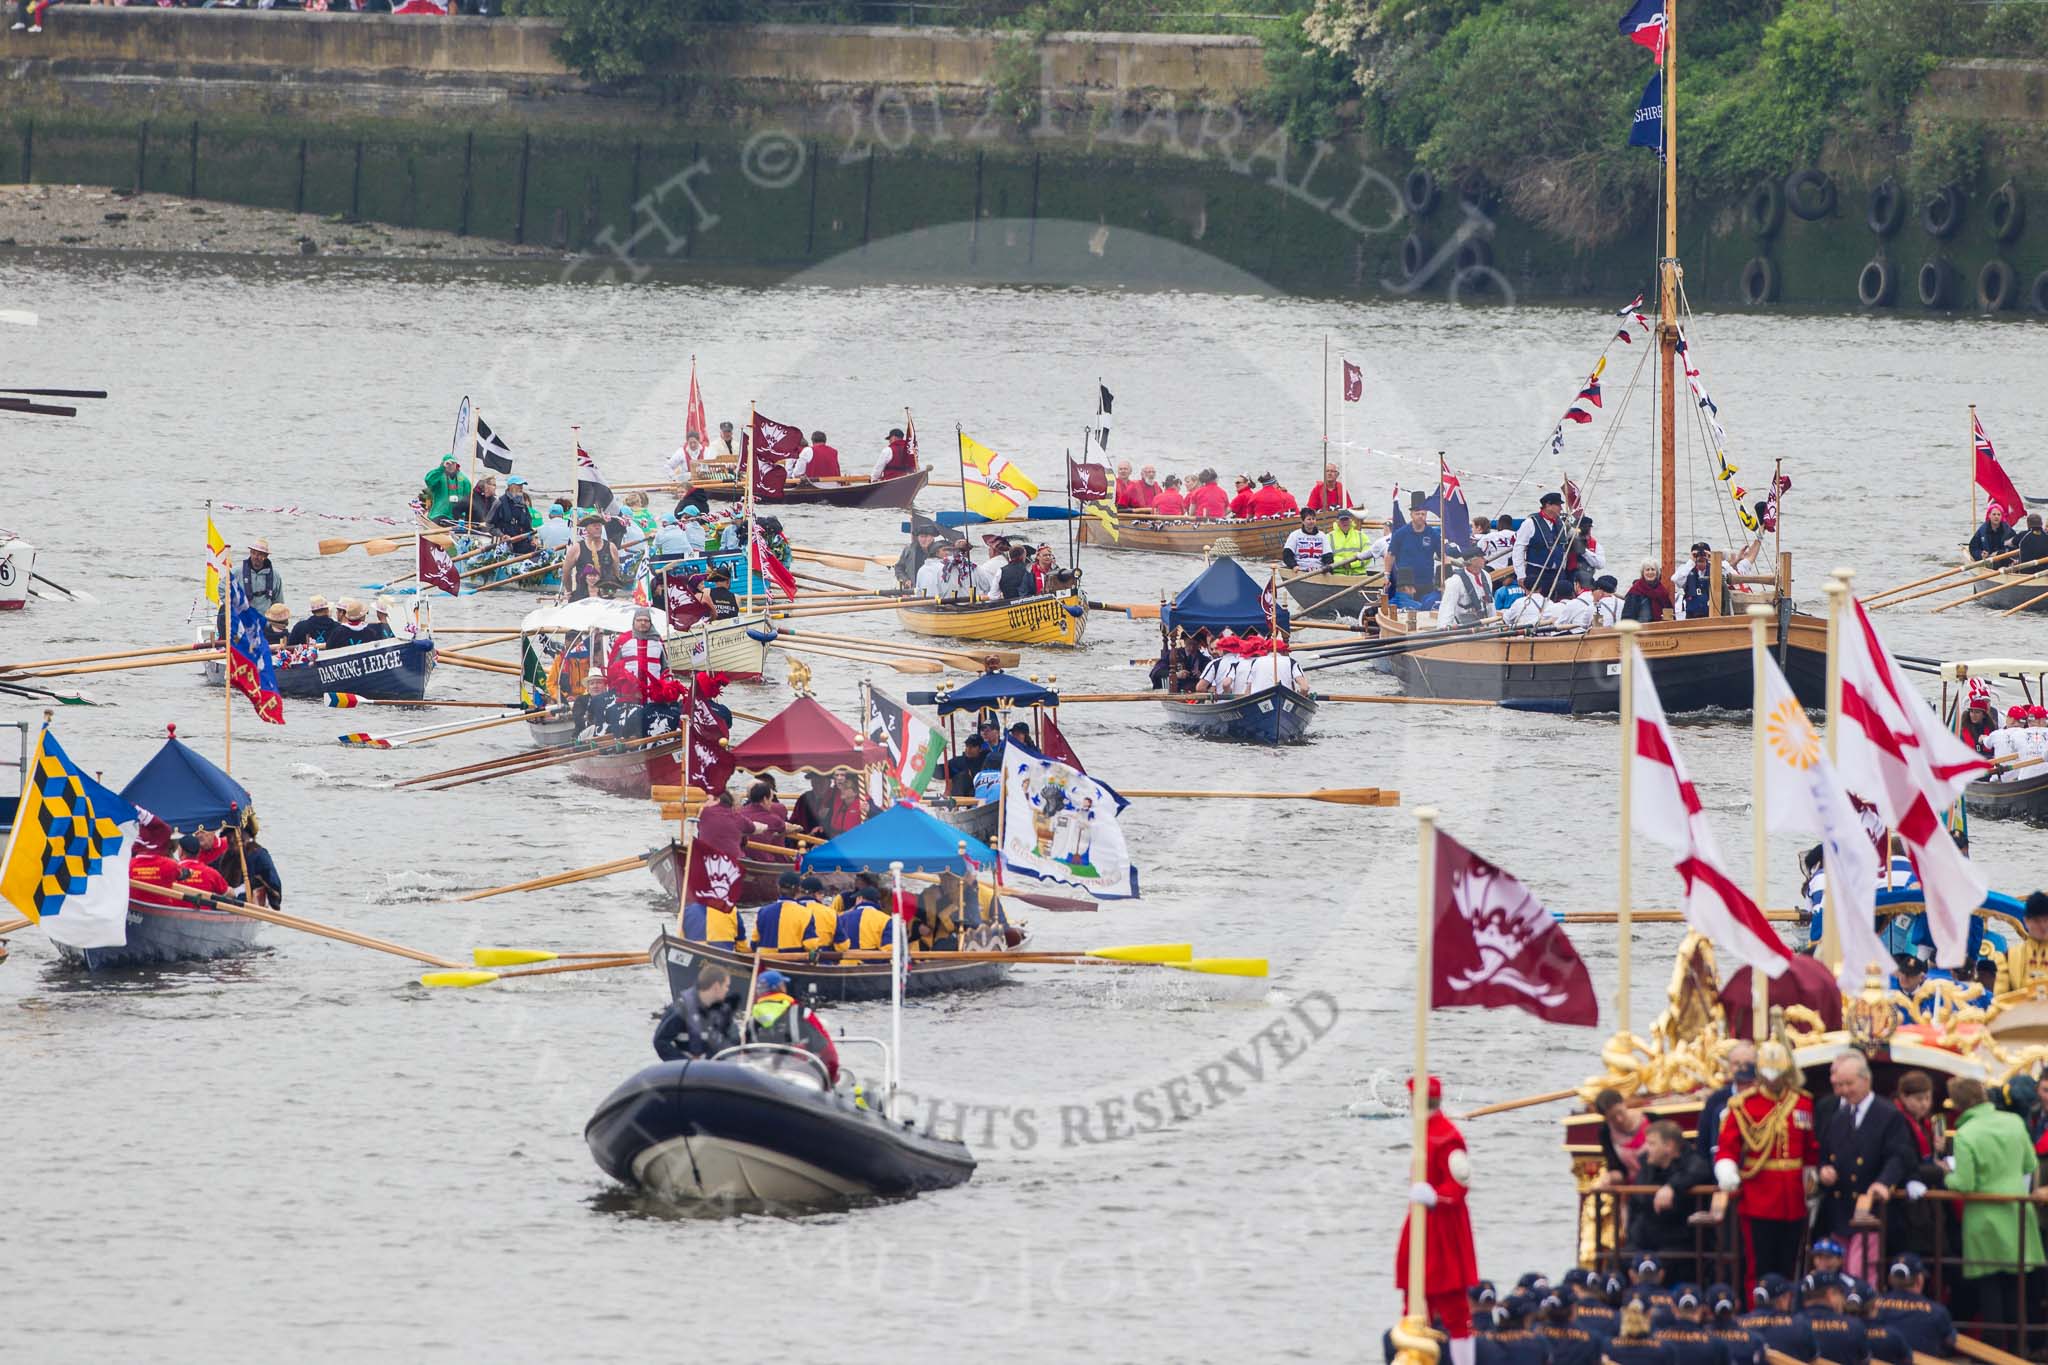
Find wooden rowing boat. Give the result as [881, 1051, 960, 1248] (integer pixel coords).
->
[1369, 602, 1828, 715]
[894, 590, 1088, 648]
[1946, 566, 2048, 613]
[664, 611, 772, 678]
[1963, 766, 2048, 824]
[204, 634, 437, 702]
[686, 467, 931, 509]
[1077, 513, 1304, 558]
[1279, 567, 1383, 622]
[653, 928, 1022, 1002]
[1160, 684, 1319, 744]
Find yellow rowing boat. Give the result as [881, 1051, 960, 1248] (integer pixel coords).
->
[894, 590, 1089, 647]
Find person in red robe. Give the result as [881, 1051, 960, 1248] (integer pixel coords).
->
[1247, 473, 1299, 519]
[1227, 474, 1257, 519]
[1395, 1075, 1480, 1364]
[1305, 465, 1350, 512]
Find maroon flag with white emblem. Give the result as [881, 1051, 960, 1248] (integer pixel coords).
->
[1068, 455, 1108, 503]
[750, 411, 806, 463]
[684, 677, 736, 793]
[1342, 359, 1363, 402]
[1431, 828, 1598, 1027]
[417, 535, 461, 597]
[683, 837, 744, 906]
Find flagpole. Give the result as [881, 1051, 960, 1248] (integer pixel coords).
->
[1748, 603, 1771, 1040]
[1404, 804, 1438, 1333]
[744, 403, 757, 621]
[1322, 335, 1330, 471]
[1819, 570, 1852, 978]
[678, 678, 692, 926]
[1616, 620, 1638, 1038]
[955, 424, 971, 598]
[889, 858, 906, 1122]
[218, 498, 233, 774]
[1338, 352, 1349, 504]
[465, 398, 480, 529]
[1968, 403, 1978, 532]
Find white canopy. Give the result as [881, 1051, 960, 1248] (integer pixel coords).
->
[1941, 659, 2048, 681]
[519, 599, 669, 637]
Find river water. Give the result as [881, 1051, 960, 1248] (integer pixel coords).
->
[4, 235, 2048, 1365]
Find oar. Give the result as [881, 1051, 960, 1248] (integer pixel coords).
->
[2, 641, 216, 672]
[791, 545, 879, 573]
[2, 651, 224, 680]
[1994, 580, 2048, 619]
[771, 641, 944, 675]
[766, 599, 923, 621]
[470, 557, 564, 593]
[456, 851, 656, 902]
[426, 731, 680, 790]
[1916, 561, 2043, 612]
[770, 627, 994, 670]
[133, 881, 462, 968]
[472, 947, 646, 966]
[339, 708, 542, 749]
[1114, 787, 1400, 806]
[396, 736, 586, 787]
[319, 532, 439, 556]
[1091, 600, 1163, 620]
[420, 955, 644, 988]
[29, 571, 97, 604]
[0, 386, 108, 399]
[791, 568, 882, 594]
[0, 915, 30, 936]
[434, 653, 521, 677]
[1311, 693, 1499, 708]
[1451, 1087, 1583, 1121]
[1865, 550, 2015, 605]
[326, 694, 514, 709]
[0, 679, 97, 706]
[1556, 909, 1806, 924]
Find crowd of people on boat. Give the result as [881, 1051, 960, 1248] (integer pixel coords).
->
[893, 525, 1077, 603]
[1957, 682, 2048, 782]
[1113, 463, 1320, 519]
[665, 422, 922, 486]
[1149, 629, 1307, 696]
[128, 815, 284, 911]
[1967, 504, 2048, 567]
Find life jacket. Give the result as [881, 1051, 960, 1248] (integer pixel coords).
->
[1326, 524, 1371, 575]
[881, 437, 916, 479]
[750, 991, 806, 1042]
[1523, 513, 1566, 582]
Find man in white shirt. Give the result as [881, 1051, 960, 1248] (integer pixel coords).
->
[536, 506, 574, 551]
[1281, 511, 1332, 575]
[702, 422, 739, 463]
[666, 434, 702, 482]
[1497, 585, 1546, 629]
[914, 541, 973, 600]
[1474, 516, 1518, 577]
[653, 513, 705, 558]
[1585, 575, 1622, 628]
[971, 535, 1011, 598]
[1196, 635, 1242, 695]
[1435, 547, 1495, 630]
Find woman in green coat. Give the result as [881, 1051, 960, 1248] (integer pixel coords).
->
[1945, 1076, 2044, 1334]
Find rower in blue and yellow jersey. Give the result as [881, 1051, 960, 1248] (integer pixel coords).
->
[750, 873, 829, 953]
[679, 898, 741, 949]
[835, 894, 898, 953]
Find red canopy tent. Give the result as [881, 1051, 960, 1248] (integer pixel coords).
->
[725, 695, 889, 774]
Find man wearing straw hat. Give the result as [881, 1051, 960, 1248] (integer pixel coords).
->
[237, 538, 285, 618]
[287, 595, 339, 650]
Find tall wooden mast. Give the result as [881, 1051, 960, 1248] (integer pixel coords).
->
[1657, 0, 1679, 581]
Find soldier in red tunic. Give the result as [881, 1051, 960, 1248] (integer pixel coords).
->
[1709, 1024, 1818, 1294]
[1395, 1075, 1481, 1365]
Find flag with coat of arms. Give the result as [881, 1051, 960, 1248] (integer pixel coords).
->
[227, 571, 287, 725]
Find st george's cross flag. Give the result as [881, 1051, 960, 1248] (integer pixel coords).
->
[1431, 828, 1597, 1026]
[1630, 652, 1793, 978]
[1619, 0, 1666, 61]
[1759, 651, 1887, 991]
[1973, 412, 2027, 524]
[1834, 596, 1991, 966]
[0, 728, 140, 950]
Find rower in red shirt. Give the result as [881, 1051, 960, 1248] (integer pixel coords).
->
[1189, 470, 1231, 518]
[1227, 473, 1257, 519]
[1149, 475, 1187, 516]
[1247, 472, 1300, 519]
[174, 834, 231, 896]
[1305, 464, 1350, 512]
[130, 847, 187, 908]
[1113, 461, 1140, 510]
[1128, 464, 1161, 510]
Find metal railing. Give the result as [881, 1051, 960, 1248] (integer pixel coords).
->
[1578, 1183, 2045, 1353]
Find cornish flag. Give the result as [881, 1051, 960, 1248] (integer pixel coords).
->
[477, 417, 514, 475]
[1093, 383, 1114, 452]
[1630, 652, 1792, 978]
[1619, 0, 1666, 61]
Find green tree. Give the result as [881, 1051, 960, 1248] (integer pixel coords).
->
[508, 0, 758, 83]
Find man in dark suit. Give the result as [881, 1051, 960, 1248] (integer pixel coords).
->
[1695, 1040, 1757, 1166]
[1815, 1049, 1916, 1284]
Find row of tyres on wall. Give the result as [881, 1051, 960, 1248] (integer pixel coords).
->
[1737, 169, 2048, 315]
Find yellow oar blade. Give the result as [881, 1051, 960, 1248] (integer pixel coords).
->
[473, 948, 559, 967]
[1164, 957, 1269, 978]
[420, 970, 501, 988]
[364, 538, 402, 556]
[317, 537, 353, 555]
[1086, 943, 1192, 964]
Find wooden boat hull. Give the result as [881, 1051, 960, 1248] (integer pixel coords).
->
[1964, 768, 2048, 823]
[207, 636, 437, 702]
[653, 930, 1020, 1003]
[570, 745, 681, 800]
[929, 797, 998, 844]
[1952, 568, 2048, 612]
[1280, 569, 1383, 622]
[57, 898, 265, 970]
[665, 612, 770, 678]
[688, 468, 931, 509]
[1161, 684, 1318, 743]
[1078, 514, 1300, 558]
[1371, 608, 1829, 715]
[895, 591, 1088, 647]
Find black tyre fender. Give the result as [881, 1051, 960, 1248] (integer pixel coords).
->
[1785, 169, 1835, 221]
[1989, 179, 2025, 244]
[1978, 259, 2017, 312]
[1918, 256, 1957, 309]
[1921, 184, 1963, 240]
[1739, 255, 1779, 305]
[1745, 179, 1785, 237]
[1867, 178, 1905, 237]
[1857, 257, 1895, 308]
[1400, 231, 1431, 279]
[1403, 168, 1439, 217]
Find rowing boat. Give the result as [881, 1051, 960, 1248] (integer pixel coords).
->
[204, 633, 437, 702]
[665, 612, 771, 678]
[1077, 513, 1304, 558]
[1963, 766, 2048, 824]
[0, 538, 32, 611]
[1160, 684, 1318, 744]
[686, 467, 931, 509]
[1279, 567, 1383, 622]
[894, 590, 1088, 647]
[651, 928, 1022, 1002]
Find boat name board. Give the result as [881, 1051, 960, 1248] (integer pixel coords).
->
[1006, 597, 1076, 634]
[315, 648, 409, 686]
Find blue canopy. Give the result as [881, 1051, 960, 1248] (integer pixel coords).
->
[800, 804, 996, 876]
[119, 735, 252, 830]
[930, 670, 1060, 717]
[1160, 556, 1279, 634]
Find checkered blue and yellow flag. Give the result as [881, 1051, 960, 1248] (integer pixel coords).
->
[0, 728, 138, 950]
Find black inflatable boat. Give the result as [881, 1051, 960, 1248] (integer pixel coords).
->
[585, 1050, 977, 1206]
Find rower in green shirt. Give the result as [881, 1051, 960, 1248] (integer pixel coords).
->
[422, 455, 473, 524]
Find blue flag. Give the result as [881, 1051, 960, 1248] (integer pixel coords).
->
[1629, 71, 1663, 155]
[1618, 0, 1665, 59]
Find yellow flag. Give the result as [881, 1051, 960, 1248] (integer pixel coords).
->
[1084, 503, 1120, 542]
[204, 516, 227, 604]
[959, 435, 1039, 521]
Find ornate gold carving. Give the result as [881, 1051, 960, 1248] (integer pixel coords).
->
[1579, 933, 1731, 1103]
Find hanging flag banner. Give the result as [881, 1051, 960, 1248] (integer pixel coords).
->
[226, 572, 286, 726]
[1973, 412, 2027, 523]
[574, 444, 614, 511]
[1619, 0, 1667, 61]
[1628, 71, 1663, 153]
[1431, 828, 1598, 1026]
[863, 687, 947, 804]
[750, 411, 807, 463]
[685, 360, 709, 461]
[203, 515, 228, 605]
[959, 434, 1041, 520]
[750, 453, 789, 503]
[0, 728, 140, 951]
[1342, 360, 1363, 403]
[477, 416, 514, 475]
[451, 395, 475, 473]
[1068, 455, 1109, 504]
[418, 535, 462, 598]
[998, 750, 1139, 899]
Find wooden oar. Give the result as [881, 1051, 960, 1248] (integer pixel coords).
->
[327, 694, 515, 709]
[1115, 787, 1400, 806]
[1865, 550, 2015, 605]
[1914, 562, 2040, 612]
[3, 650, 224, 681]
[340, 708, 543, 750]
[1557, 909, 1805, 924]
[470, 557, 563, 593]
[1995, 579, 2048, 619]
[456, 851, 657, 902]
[1310, 693, 1498, 708]
[0, 915, 30, 936]
[770, 627, 1000, 670]
[1451, 1087, 1582, 1121]
[134, 880, 463, 968]
[790, 569, 883, 594]
[792, 545, 879, 573]
[396, 734, 585, 787]
[420, 955, 644, 989]
[1, 641, 216, 673]
[1951, 1335, 2033, 1365]
[426, 732, 680, 790]
[766, 599, 924, 622]
[433, 653, 521, 676]
[770, 641, 944, 675]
